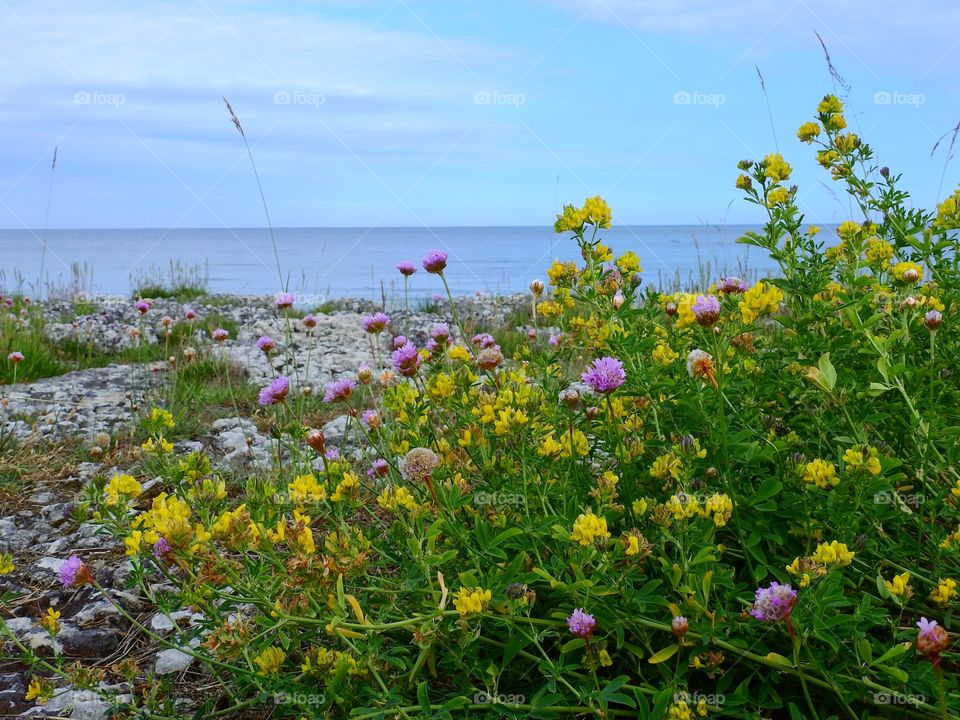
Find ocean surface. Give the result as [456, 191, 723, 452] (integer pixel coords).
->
[0, 226, 782, 303]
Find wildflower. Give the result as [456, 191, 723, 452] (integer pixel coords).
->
[391, 342, 422, 377]
[570, 511, 611, 546]
[797, 121, 821, 143]
[581, 356, 626, 394]
[39, 608, 60, 634]
[422, 249, 448, 274]
[865, 237, 894, 263]
[802, 459, 839, 490]
[105, 473, 142, 505]
[288, 474, 326, 505]
[529, 279, 544, 296]
[134, 299, 151, 314]
[7, 351, 23, 364]
[567, 608, 597, 637]
[702, 493, 733, 527]
[254, 647, 286, 675]
[884, 572, 912, 599]
[323, 377, 356, 403]
[275, 292, 295, 309]
[582, 195, 613, 227]
[691, 294, 721, 326]
[212, 328, 229, 342]
[59, 555, 93, 588]
[184, 308, 197, 320]
[891, 261, 923, 284]
[302, 314, 318, 329]
[472, 332, 496, 348]
[652, 343, 679, 365]
[0, 553, 13, 574]
[749, 582, 797, 623]
[25, 677, 54, 705]
[377, 485, 419, 512]
[554, 203, 587, 233]
[934, 186, 960, 229]
[924, 309, 943, 331]
[739, 282, 783, 323]
[258, 376, 290, 405]
[370, 458, 389, 477]
[930, 578, 957, 606]
[672, 615, 689, 640]
[811, 540, 855, 567]
[686, 349, 717, 388]
[476, 346, 504, 370]
[396, 260, 418, 277]
[400, 447, 439, 482]
[362, 312, 390, 334]
[916, 618, 951, 662]
[150, 407, 175, 428]
[361, 409, 381, 429]
[762, 153, 792, 183]
[454, 587, 491, 617]
[330, 472, 359, 502]
[256, 335, 274, 352]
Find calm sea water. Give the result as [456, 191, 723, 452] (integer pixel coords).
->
[0, 226, 781, 301]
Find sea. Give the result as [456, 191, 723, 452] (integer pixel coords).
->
[0, 225, 783, 304]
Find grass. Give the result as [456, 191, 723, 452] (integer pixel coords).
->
[130, 260, 210, 302]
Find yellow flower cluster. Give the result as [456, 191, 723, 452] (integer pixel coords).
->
[890, 261, 923, 283]
[331, 472, 360, 503]
[739, 282, 783, 324]
[301, 646, 362, 676]
[0, 553, 13, 574]
[930, 578, 957, 606]
[865, 236, 894, 264]
[650, 452, 683, 482]
[802, 459, 838, 490]
[254, 646, 285, 675]
[39, 607, 61, 634]
[935, 186, 960, 229]
[105, 473, 142, 506]
[142, 436, 173, 454]
[842, 447, 881, 476]
[884, 571, 912, 598]
[652, 342, 679, 365]
[453, 587, 491, 617]
[668, 699, 709, 719]
[151, 407, 175, 428]
[288, 473, 326, 505]
[553, 195, 612, 233]
[811, 540, 855, 567]
[377, 485, 419, 513]
[570, 511, 610, 546]
[131, 492, 210, 553]
[796, 121, 821, 143]
[762, 153, 792, 183]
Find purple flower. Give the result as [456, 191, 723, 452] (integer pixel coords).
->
[718, 276, 748, 294]
[324, 448, 340, 461]
[396, 260, 417, 276]
[422, 249, 448, 274]
[258, 376, 290, 405]
[256, 335, 275, 353]
[59, 555, 91, 588]
[392, 335, 408, 349]
[392, 342, 422, 377]
[275, 292, 295, 309]
[691, 294, 721, 326]
[7, 351, 23, 364]
[362, 312, 391, 334]
[430, 323, 451, 343]
[749, 582, 797, 622]
[361, 409, 380, 428]
[184, 309, 197, 321]
[303, 314, 318, 329]
[212, 328, 229, 342]
[916, 617, 950, 659]
[472, 333, 496, 348]
[134, 299, 151, 315]
[426, 339, 440, 354]
[567, 608, 596, 638]
[548, 334, 561, 347]
[152, 537, 172, 560]
[370, 458, 389, 477]
[323, 377, 356, 403]
[581, 357, 626, 394]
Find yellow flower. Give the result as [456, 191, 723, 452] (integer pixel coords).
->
[836, 220, 861, 240]
[0, 553, 13, 574]
[802, 459, 838, 490]
[664, 493, 701, 520]
[429, 372, 456, 399]
[39, 608, 61, 634]
[739, 282, 784, 324]
[702, 493, 733, 527]
[735, 174, 752, 191]
[582, 195, 612, 228]
[377, 486, 419, 513]
[141, 436, 174, 454]
[762, 153, 792, 183]
[554, 204, 588, 233]
[811, 540, 854, 567]
[817, 94, 843, 114]
[652, 343, 680, 365]
[288, 474, 326, 505]
[616, 250, 642, 274]
[632, 498, 650, 516]
[105, 473, 142, 506]
[650, 452, 683, 482]
[884, 572, 912, 598]
[448, 344, 472, 362]
[254, 647, 286, 675]
[865, 237, 894, 264]
[151, 407, 175, 429]
[766, 186, 790, 207]
[570, 511, 611, 546]
[934, 186, 960, 229]
[330, 473, 359, 503]
[598, 649, 613, 667]
[25, 678, 53, 705]
[124, 531, 143, 556]
[668, 701, 694, 720]
[453, 587, 491, 617]
[797, 121, 821, 143]
[930, 578, 957, 606]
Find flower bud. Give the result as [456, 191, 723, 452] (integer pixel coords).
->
[613, 290, 625, 309]
[924, 309, 943, 331]
[529, 279, 545, 297]
[306, 429, 325, 453]
[672, 615, 689, 640]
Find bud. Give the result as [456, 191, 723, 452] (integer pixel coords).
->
[903, 268, 920, 283]
[167, 356, 176, 366]
[527, 328, 537, 340]
[89, 446, 104, 459]
[585, 406, 599, 420]
[705, 466, 717, 478]
[559, 388, 581, 408]
[476, 346, 504, 370]
[529, 279, 545, 297]
[306, 429, 326, 453]
[302, 386, 313, 396]
[680, 434, 695, 452]
[183, 347, 197, 362]
[880, 166, 890, 178]
[924, 309, 943, 331]
[671, 615, 689, 640]
[161, 316, 172, 328]
[613, 290, 625, 310]
[357, 365, 373, 384]
[665, 302, 677, 317]
[902, 295, 917, 309]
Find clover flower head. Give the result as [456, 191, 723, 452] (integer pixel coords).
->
[916, 617, 950, 660]
[422, 249, 448, 274]
[134, 299, 151, 314]
[258, 376, 290, 405]
[691, 294, 721, 325]
[324, 377, 356, 403]
[212, 328, 229, 342]
[749, 582, 797, 622]
[581, 356, 626, 394]
[59, 555, 92, 588]
[472, 333, 496, 348]
[719, 276, 748, 294]
[275, 292, 295, 309]
[567, 608, 597, 638]
[7, 351, 23, 364]
[302, 314, 318, 329]
[391, 342, 422, 377]
[400, 447, 439, 482]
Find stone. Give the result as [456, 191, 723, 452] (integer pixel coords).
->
[155, 647, 195, 675]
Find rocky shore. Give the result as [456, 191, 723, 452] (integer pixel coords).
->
[0, 291, 527, 718]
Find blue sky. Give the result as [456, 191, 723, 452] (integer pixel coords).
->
[1, 0, 958, 228]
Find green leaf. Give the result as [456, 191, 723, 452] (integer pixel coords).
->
[753, 477, 783, 503]
[647, 644, 679, 664]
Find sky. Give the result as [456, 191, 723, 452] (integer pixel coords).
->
[1, 0, 959, 229]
